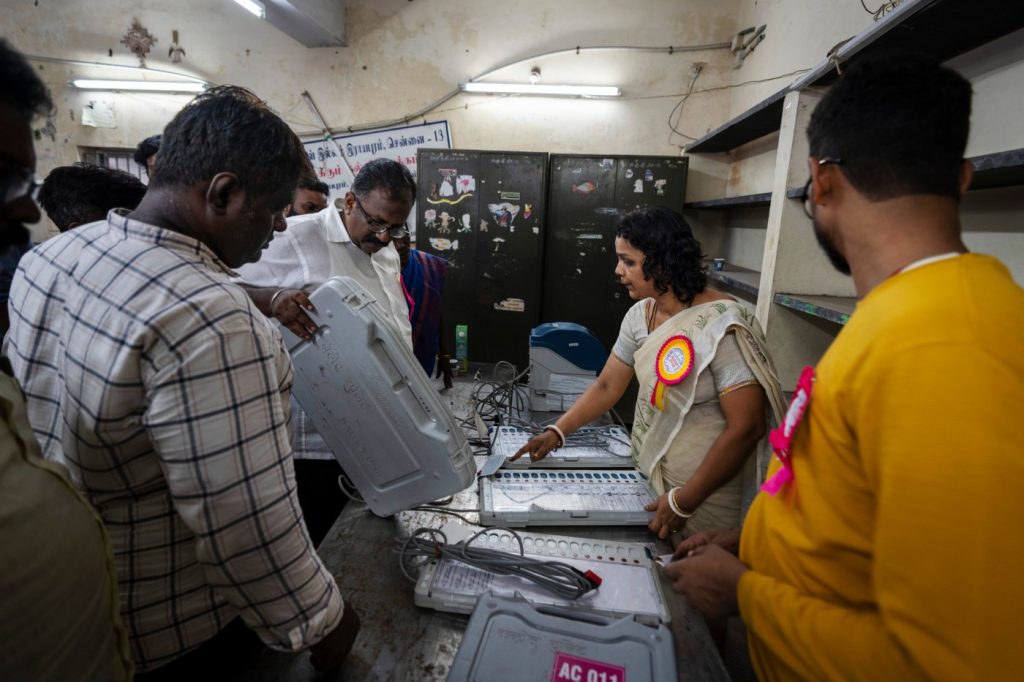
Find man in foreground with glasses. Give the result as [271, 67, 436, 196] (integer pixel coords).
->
[663, 53, 1024, 679]
[236, 157, 415, 546]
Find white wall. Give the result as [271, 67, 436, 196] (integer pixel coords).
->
[687, 1, 1024, 289]
[2, 0, 760, 238]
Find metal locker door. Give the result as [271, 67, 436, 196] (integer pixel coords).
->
[472, 152, 547, 368]
[614, 156, 688, 213]
[416, 149, 480, 365]
[542, 155, 624, 351]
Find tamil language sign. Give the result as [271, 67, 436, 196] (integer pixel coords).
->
[302, 120, 452, 202]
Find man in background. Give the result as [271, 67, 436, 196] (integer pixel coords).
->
[133, 133, 160, 176]
[8, 166, 143, 461]
[0, 37, 133, 682]
[286, 176, 330, 216]
[394, 232, 454, 389]
[666, 54, 1024, 680]
[9, 85, 360, 677]
[37, 162, 147, 232]
[235, 158, 415, 546]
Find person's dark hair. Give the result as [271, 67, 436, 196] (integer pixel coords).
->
[0, 38, 52, 120]
[132, 134, 161, 166]
[807, 52, 972, 201]
[150, 85, 309, 202]
[351, 158, 416, 203]
[37, 163, 147, 232]
[299, 178, 330, 196]
[616, 207, 706, 304]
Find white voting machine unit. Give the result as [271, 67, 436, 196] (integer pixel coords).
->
[478, 469, 656, 527]
[447, 593, 677, 682]
[279, 276, 476, 517]
[414, 525, 671, 626]
[490, 425, 633, 469]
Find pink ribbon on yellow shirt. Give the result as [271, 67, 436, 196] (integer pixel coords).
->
[761, 365, 815, 495]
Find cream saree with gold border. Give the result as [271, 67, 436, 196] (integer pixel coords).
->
[631, 300, 784, 533]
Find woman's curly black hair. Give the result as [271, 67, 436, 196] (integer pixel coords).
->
[615, 206, 706, 304]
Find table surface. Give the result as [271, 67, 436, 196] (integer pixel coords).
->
[230, 379, 730, 682]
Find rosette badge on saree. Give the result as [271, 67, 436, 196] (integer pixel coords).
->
[650, 335, 695, 411]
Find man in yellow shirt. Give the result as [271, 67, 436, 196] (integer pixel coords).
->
[664, 53, 1024, 680]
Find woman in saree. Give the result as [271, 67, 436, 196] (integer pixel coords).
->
[513, 207, 785, 538]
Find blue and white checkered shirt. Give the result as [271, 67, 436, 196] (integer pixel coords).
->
[5, 210, 343, 672]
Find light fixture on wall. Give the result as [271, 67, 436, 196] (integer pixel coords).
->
[231, 0, 266, 19]
[71, 79, 207, 93]
[459, 82, 621, 98]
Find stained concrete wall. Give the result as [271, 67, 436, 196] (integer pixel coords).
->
[2, 0, 753, 238]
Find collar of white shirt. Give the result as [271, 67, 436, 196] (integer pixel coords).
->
[319, 206, 352, 244]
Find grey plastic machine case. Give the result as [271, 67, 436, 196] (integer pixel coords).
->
[447, 593, 677, 682]
[279, 276, 476, 516]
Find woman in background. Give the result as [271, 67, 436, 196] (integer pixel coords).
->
[515, 207, 784, 538]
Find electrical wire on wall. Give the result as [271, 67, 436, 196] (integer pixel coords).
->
[307, 42, 732, 136]
[666, 63, 705, 144]
[663, 67, 812, 148]
[860, 0, 904, 22]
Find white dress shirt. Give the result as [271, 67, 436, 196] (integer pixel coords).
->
[234, 206, 413, 345]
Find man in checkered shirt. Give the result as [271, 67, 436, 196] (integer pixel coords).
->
[6, 86, 360, 677]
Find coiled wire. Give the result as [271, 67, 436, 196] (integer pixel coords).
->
[399, 526, 598, 600]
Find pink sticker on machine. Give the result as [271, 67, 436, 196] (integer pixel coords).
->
[551, 652, 626, 682]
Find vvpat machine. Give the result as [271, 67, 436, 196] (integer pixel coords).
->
[278, 277, 476, 516]
[528, 323, 607, 412]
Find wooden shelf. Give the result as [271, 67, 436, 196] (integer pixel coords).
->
[774, 293, 857, 326]
[685, 0, 1024, 154]
[968, 147, 1024, 191]
[707, 263, 761, 297]
[684, 192, 772, 209]
[686, 90, 788, 154]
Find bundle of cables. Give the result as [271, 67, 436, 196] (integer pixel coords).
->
[399, 526, 602, 600]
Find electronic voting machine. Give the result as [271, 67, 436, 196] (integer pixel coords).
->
[447, 593, 677, 682]
[414, 524, 672, 626]
[279, 276, 476, 516]
[490, 425, 633, 469]
[478, 469, 657, 527]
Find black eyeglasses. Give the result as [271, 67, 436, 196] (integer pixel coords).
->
[801, 157, 843, 219]
[352, 194, 409, 239]
[1, 162, 41, 208]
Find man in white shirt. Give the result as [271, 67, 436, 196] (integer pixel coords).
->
[7, 85, 359, 678]
[235, 158, 415, 545]
[236, 158, 414, 345]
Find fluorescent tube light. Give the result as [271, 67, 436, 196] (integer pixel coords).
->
[71, 79, 207, 93]
[232, 0, 266, 19]
[459, 82, 621, 98]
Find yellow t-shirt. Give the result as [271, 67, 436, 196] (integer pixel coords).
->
[739, 254, 1024, 681]
[0, 367, 133, 681]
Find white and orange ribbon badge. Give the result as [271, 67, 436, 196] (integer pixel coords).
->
[761, 365, 815, 496]
[650, 335, 695, 411]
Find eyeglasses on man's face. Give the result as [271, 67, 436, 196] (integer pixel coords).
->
[352, 194, 409, 239]
[801, 157, 843, 219]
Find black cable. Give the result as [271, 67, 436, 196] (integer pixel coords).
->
[399, 526, 601, 600]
